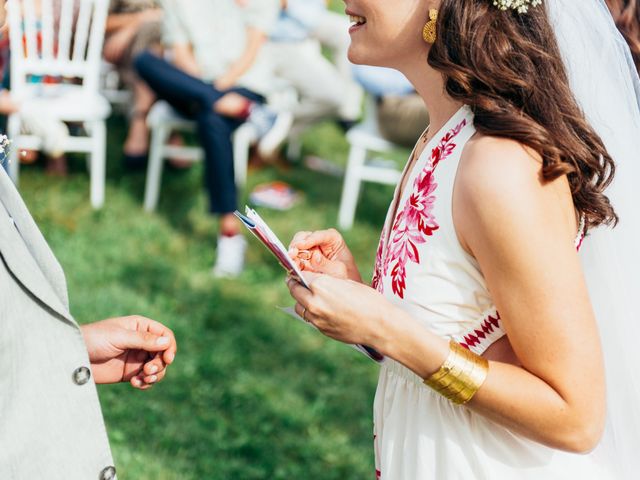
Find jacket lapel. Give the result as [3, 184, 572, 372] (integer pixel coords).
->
[0, 170, 76, 326]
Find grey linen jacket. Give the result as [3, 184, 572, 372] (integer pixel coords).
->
[0, 168, 116, 480]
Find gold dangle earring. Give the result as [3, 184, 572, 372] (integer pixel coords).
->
[423, 9, 438, 44]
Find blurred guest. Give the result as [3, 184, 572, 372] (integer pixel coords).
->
[606, 0, 640, 73]
[301, 1, 355, 92]
[263, 0, 362, 141]
[104, 0, 163, 168]
[0, 5, 178, 479]
[0, 0, 71, 174]
[0, 23, 7, 74]
[135, 0, 281, 277]
[353, 65, 429, 148]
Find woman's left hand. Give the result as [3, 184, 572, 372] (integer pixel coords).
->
[286, 272, 392, 349]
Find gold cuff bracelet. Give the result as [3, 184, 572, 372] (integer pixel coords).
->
[424, 340, 489, 405]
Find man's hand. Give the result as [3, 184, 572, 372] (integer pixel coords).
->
[80, 316, 177, 390]
[214, 71, 240, 92]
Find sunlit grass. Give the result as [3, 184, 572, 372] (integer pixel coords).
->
[18, 112, 406, 478]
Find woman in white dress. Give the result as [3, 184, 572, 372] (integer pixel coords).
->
[286, 0, 640, 478]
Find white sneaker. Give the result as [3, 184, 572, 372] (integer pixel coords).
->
[257, 110, 294, 160]
[212, 234, 247, 278]
[247, 104, 276, 138]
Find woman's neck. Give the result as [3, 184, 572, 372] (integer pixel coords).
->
[400, 60, 463, 138]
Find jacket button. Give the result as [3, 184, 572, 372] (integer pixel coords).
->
[99, 466, 116, 480]
[72, 366, 91, 385]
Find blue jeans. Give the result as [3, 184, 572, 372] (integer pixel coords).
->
[134, 51, 264, 215]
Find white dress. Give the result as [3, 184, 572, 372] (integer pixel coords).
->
[371, 106, 609, 479]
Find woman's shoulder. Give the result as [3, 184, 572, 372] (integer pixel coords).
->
[454, 133, 575, 251]
[459, 134, 543, 189]
[456, 133, 551, 210]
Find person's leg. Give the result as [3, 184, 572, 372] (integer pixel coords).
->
[195, 109, 249, 276]
[136, 52, 266, 198]
[268, 40, 346, 128]
[135, 50, 264, 121]
[123, 77, 156, 159]
[311, 11, 353, 80]
[196, 110, 241, 222]
[134, 50, 225, 116]
[19, 107, 69, 175]
[310, 12, 364, 122]
[196, 89, 263, 226]
[195, 89, 264, 214]
[116, 22, 163, 163]
[195, 88, 264, 228]
[39, 117, 69, 176]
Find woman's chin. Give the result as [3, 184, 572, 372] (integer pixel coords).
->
[347, 48, 361, 65]
[347, 46, 376, 67]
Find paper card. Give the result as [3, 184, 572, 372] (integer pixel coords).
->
[237, 206, 385, 363]
[235, 207, 310, 288]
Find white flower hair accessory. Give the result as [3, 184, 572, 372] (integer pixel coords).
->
[493, 0, 542, 14]
[0, 134, 12, 168]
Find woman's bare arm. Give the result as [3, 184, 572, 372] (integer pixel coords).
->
[385, 136, 605, 452]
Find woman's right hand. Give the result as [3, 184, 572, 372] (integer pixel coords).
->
[288, 229, 362, 282]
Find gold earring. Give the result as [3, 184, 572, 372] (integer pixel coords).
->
[423, 9, 438, 44]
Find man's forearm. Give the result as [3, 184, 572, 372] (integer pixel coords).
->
[222, 28, 267, 85]
[106, 10, 160, 34]
[172, 44, 202, 78]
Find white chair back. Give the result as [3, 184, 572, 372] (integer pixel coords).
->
[8, 0, 109, 97]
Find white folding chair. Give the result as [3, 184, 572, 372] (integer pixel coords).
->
[7, 0, 111, 208]
[337, 95, 403, 230]
[143, 87, 297, 213]
[100, 60, 132, 112]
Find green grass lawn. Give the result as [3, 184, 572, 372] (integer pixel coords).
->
[17, 113, 410, 479]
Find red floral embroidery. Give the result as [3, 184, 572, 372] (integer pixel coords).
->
[459, 312, 502, 351]
[371, 118, 468, 298]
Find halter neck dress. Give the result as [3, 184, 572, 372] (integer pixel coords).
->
[370, 105, 609, 479]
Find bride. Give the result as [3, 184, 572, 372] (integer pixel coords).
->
[286, 0, 640, 478]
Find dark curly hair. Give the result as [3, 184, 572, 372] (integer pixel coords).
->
[429, 0, 618, 230]
[606, 0, 640, 73]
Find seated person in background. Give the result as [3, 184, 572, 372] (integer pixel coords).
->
[0, 3, 178, 475]
[353, 65, 430, 148]
[0, 0, 71, 175]
[296, 0, 359, 98]
[0, 72, 69, 176]
[7, 97, 70, 175]
[135, 0, 282, 278]
[261, 0, 362, 147]
[104, 0, 163, 168]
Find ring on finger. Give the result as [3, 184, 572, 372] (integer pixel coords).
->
[298, 250, 312, 261]
[302, 306, 309, 323]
